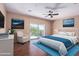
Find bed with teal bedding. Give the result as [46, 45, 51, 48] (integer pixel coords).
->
[42, 35, 74, 48]
[37, 34, 78, 55]
[33, 42, 79, 56]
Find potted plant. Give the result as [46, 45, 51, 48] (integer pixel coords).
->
[8, 29, 16, 34]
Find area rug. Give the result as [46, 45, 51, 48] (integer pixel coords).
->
[33, 42, 79, 56]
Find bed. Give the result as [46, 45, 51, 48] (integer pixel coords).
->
[38, 31, 79, 56]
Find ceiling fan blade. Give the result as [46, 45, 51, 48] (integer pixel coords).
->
[52, 13, 59, 15]
[42, 14, 47, 15]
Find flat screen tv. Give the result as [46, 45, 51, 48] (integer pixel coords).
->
[11, 18, 24, 29]
[63, 18, 74, 27]
[0, 11, 4, 28]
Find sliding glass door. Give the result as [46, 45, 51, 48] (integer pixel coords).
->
[30, 24, 45, 39]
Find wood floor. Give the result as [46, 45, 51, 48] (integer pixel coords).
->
[14, 40, 48, 56]
[14, 40, 79, 56]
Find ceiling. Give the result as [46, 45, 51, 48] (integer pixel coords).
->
[5, 3, 79, 20]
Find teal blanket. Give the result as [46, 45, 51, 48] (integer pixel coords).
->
[42, 35, 74, 48]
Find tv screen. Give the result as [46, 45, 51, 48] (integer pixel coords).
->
[11, 18, 24, 29]
[0, 11, 4, 28]
[63, 18, 74, 27]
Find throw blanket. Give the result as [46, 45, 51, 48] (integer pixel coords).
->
[42, 35, 74, 48]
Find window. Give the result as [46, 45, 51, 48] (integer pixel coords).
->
[30, 24, 45, 39]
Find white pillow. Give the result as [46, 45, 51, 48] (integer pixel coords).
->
[58, 32, 75, 36]
[58, 32, 68, 36]
[66, 32, 75, 36]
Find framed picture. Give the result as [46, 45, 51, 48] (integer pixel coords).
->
[63, 18, 74, 27]
[11, 18, 24, 29]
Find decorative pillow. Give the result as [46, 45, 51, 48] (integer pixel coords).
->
[58, 31, 75, 36]
[58, 32, 68, 36]
[66, 32, 75, 36]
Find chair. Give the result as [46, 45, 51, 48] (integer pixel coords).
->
[17, 31, 28, 43]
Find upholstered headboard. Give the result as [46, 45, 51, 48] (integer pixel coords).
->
[58, 28, 79, 42]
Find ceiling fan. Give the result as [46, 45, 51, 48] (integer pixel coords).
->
[43, 10, 59, 18]
[43, 3, 64, 18]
